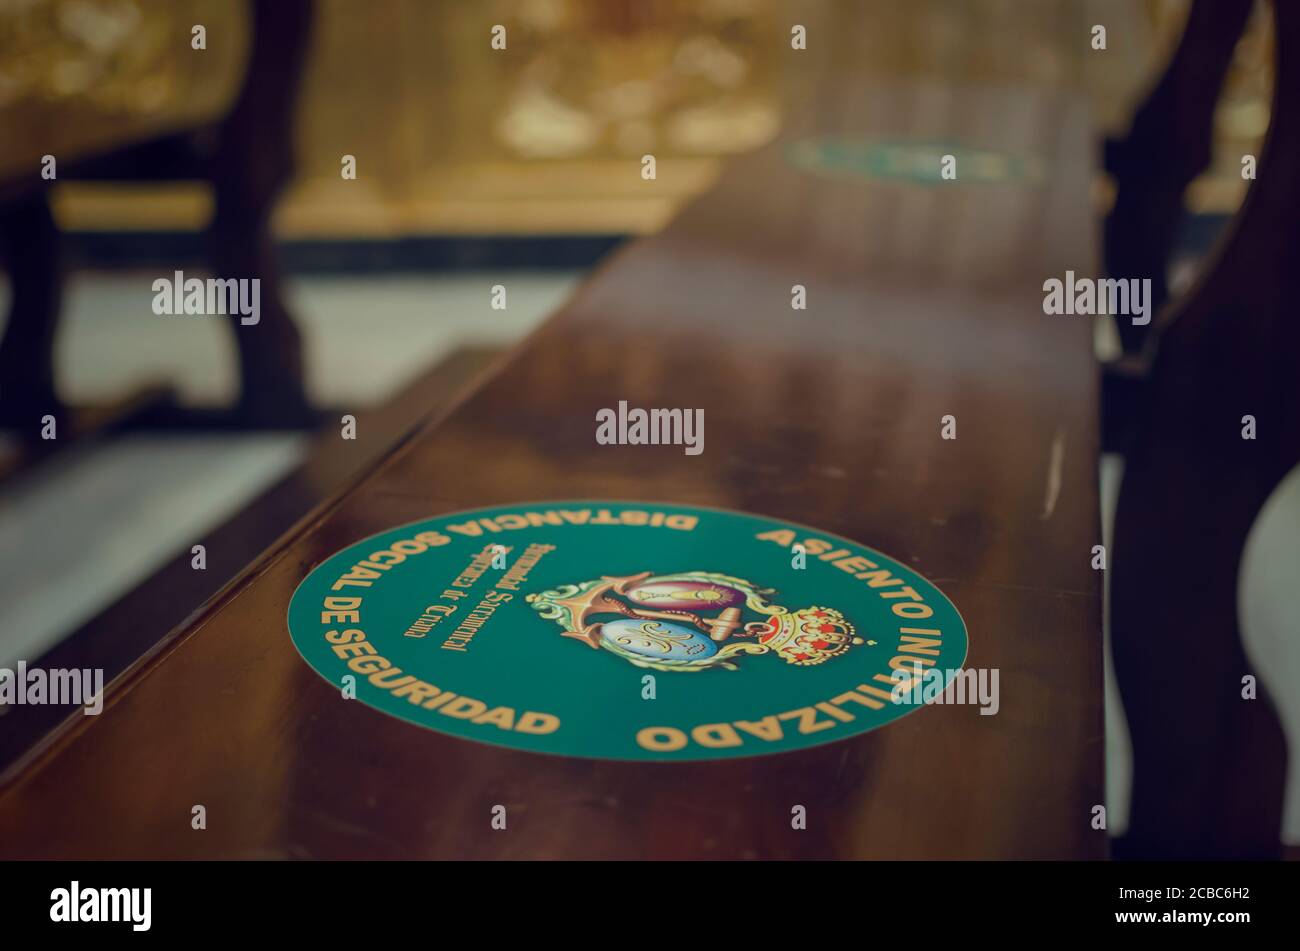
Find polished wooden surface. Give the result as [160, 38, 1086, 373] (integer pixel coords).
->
[0, 83, 1103, 859]
[0, 348, 500, 774]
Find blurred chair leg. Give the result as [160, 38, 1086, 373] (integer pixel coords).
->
[211, 189, 314, 428]
[0, 190, 63, 435]
[1104, 0, 1253, 356]
[210, 0, 316, 428]
[1112, 0, 1297, 860]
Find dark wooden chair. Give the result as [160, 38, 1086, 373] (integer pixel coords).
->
[1103, 0, 1255, 357]
[0, 0, 316, 457]
[1110, 0, 1294, 859]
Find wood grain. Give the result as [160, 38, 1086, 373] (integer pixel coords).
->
[0, 83, 1103, 859]
[0, 347, 501, 774]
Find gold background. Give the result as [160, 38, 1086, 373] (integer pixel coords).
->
[0, 0, 1274, 236]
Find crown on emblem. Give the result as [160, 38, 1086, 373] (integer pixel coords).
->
[748, 606, 863, 666]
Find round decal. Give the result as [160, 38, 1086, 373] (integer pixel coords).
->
[287, 502, 968, 761]
[786, 138, 1043, 186]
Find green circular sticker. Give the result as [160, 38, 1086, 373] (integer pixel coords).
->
[786, 138, 1043, 186]
[287, 501, 968, 761]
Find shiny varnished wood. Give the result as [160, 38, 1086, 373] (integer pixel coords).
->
[0, 348, 500, 773]
[0, 83, 1102, 859]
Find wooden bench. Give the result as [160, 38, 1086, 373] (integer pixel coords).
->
[0, 79, 1102, 859]
[0, 347, 501, 774]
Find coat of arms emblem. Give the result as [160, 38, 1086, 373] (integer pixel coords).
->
[527, 571, 864, 672]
